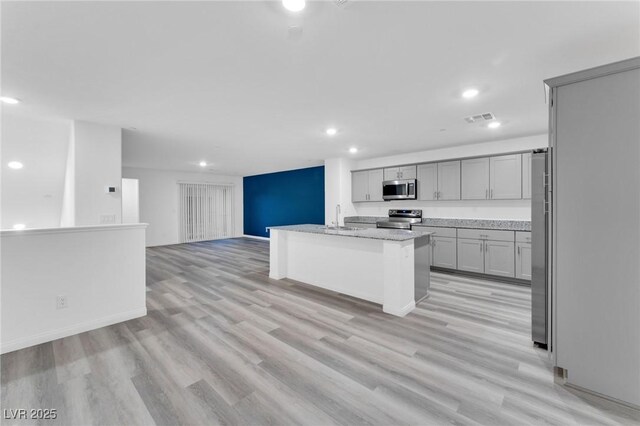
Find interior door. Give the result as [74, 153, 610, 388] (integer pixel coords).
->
[437, 161, 461, 200]
[484, 240, 515, 277]
[368, 169, 384, 201]
[461, 158, 490, 199]
[351, 171, 369, 202]
[417, 163, 437, 200]
[457, 238, 484, 273]
[490, 154, 523, 199]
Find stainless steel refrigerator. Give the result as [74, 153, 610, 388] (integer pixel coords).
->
[531, 149, 550, 348]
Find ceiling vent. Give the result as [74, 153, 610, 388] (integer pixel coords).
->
[464, 112, 496, 123]
[334, 0, 349, 5]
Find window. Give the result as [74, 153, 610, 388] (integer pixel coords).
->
[178, 183, 234, 243]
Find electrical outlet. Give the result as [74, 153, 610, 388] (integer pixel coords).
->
[100, 214, 116, 224]
[56, 295, 68, 309]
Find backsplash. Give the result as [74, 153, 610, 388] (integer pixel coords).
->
[353, 199, 531, 221]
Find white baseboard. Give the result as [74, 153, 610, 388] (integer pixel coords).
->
[383, 300, 416, 317]
[0, 307, 147, 354]
[243, 234, 270, 241]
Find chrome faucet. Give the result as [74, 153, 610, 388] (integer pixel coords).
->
[335, 204, 341, 228]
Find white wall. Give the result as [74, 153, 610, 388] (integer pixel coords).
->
[73, 121, 123, 225]
[326, 134, 548, 222]
[1, 112, 71, 229]
[60, 125, 76, 227]
[121, 178, 140, 223]
[122, 167, 243, 247]
[0, 224, 147, 354]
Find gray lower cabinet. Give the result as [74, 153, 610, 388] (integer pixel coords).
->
[457, 238, 515, 277]
[414, 225, 529, 281]
[431, 236, 457, 269]
[515, 242, 532, 279]
[457, 238, 484, 273]
[484, 240, 516, 277]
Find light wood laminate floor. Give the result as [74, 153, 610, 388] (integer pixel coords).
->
[2, 238, 638, 425]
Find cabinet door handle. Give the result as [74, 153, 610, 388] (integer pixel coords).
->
[490, 189, 493, 199]
[433, 191, 437, 199]
[485, 242, 488, 252]
[480, 243, 482, 252]
[485, 189, 488, 199]
[517, 246, 521, 255]
[438, 191, 441, 199]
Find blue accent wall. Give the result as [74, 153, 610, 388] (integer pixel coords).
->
[243, 166, 325, 238]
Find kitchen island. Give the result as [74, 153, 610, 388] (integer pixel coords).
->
[268, 224, 432, 317]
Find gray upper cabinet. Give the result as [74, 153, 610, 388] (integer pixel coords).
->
[490, 154, 522, 199]
[461, 158, 490, 199]
[384, 165, 416, 181]
[352, 169, 383, 202]
[522, 152, 532, 199]
[368, 169, 384, 201]
[436, 161, 461, 200]
[418, 161, 460, 200]
[355, 151, 530, 203]
[351, 170, 369, 202]
[417, 163, 438, 200]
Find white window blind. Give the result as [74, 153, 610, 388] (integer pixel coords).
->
[178, 182, 235, 243]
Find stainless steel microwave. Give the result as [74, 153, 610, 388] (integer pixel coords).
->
[382, 179, 417, 201]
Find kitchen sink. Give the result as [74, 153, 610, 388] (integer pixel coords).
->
[324, 226, 361, 231]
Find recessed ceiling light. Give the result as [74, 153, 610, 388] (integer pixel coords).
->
[13, 224, 26, 230]
[8, 161, 23, 169]
[326, 127, 337, 136]
[488, 121, 501, 129]
[199, 161, 207, 167]
[462, 89, 479, 99]
[282, 0, 305, 12]
[0, 96, 20, 104]
[349, 147, 358, 154]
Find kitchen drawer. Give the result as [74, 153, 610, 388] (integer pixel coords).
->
[412, 225, 456, 238]
[516, 231, 532, 243]
[457, 228, 515, 242]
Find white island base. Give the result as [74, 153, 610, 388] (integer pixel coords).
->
[269, 226, 431, 317]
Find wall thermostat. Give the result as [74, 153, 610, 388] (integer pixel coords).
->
[105, 186, 118, 193]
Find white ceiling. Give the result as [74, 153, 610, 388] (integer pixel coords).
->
[3, 1, 639, 176]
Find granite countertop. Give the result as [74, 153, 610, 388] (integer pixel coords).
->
[344, 216, 531, 231]
[268, 224, 432, 241]
[343, 216, 380, 224]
